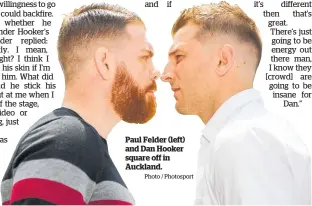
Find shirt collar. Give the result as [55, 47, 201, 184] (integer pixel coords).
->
[201, 88, 262, 142]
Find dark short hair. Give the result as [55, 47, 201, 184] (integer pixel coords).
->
[172, 1, 262, 68]
[57, 3, 143, 81]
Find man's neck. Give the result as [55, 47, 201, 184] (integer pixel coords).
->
[62, 89, 120, 139]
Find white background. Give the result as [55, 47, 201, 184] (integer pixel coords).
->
[0, 0, 311, 205]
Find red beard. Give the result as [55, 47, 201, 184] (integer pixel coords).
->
[111, 62, 157, 123]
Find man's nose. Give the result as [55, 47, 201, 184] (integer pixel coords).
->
[161, 63, 173, 82]
[151, 69, 160, 81]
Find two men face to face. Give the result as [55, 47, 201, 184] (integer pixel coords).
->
[112, 23, 219, 123]
[60, 3, 260, 125]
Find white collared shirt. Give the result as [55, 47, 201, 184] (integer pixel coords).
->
[195, 88, 311, 205]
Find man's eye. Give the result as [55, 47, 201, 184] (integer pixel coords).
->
[176, 55, 183, 63]
[142, 56, 149, 61]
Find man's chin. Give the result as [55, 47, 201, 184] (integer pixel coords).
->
[122, 111, 156, 124]
[175, 102, 191, 115]
[121, 101, 157, 124]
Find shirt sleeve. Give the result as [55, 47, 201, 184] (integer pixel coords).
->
[212, 128, 296, 205]
[7, 118, 101, 205]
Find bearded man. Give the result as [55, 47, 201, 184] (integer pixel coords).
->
[1, 3, 159, 205]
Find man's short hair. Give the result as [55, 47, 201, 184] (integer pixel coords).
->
[57, 3, 143, 81]
[172, 1, 262, 68]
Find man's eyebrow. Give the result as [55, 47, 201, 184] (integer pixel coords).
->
[169, 48, 183, 57]
[141, 42, 154, 57]
[141, 49, 154, 57]
[141, 44, 154, 57]
[168, 42, 186, 56]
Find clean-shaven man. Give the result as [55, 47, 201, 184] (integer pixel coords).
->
[1, 3, 159, 205]
[161, 1, 311, 205]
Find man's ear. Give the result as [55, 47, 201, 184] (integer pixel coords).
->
[216, 44, 235, 76]
[94, 47, 116, 80]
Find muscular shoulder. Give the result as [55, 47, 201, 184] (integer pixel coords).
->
[20, 109, 100, 150]
[13, 109, 104, 179]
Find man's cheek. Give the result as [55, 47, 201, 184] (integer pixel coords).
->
[175, 65, 185, 79]
[184, 72, 196, 83]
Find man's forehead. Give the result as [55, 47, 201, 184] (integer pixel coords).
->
[172, 23, 200, 43]
[169, 23, 200, 53]
[125, 23, 154, 52]
[126, 23, 146, 38]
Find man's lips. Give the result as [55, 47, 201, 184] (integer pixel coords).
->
[146, 90, 156, 98]
[146, 89, 156, 93]
[171, 88, 180, 92]
[172, 88, 180, 100]
[146, 81, 157, 92]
